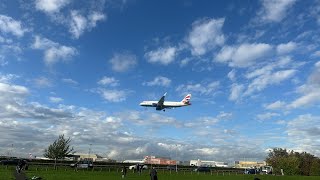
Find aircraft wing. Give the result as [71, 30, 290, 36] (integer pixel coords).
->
[157, 92, 167, 106]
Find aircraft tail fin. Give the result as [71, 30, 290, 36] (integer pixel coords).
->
[181, 94, 191, 104]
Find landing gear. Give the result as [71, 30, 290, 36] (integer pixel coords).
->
[163, 109, 165, 112]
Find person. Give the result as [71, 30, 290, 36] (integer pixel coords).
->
[150, 167, 158, 180]
[138, 164, 142, 175]
[16, 159, 26, 173]
[121, 166, 127, 178]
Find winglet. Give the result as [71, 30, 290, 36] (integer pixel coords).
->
[164, 92, 167, 96]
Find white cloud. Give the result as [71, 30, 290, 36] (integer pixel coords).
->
[265, 101, 286, 110]
[193, 148, 219, 156]
[311, 51, 320, 57]
[69, 10, 87, 39]
[0, 82, 29, 100]
[88, 11, 106, 27]
[227, 69, 236, 81]
[98, 89, 128, 102]
[185, 112, 232, 128]
[289, 91, 320, 109]
[32, 35, 56, 49]
[311, 1, 320, 25]
[34, 0, 106, 38]
[217, 111, 233, 120]
[62, 78, 78, 85]
[33, 77, 52, 88]
[276, 42, 297, 55]
[215, 46, 234, 63]
[109, 52, 137, 72]
[143, 76, 171, 87]
[187, 18, 225, 56]
[0, 15, 28, 37]
[44, 46, 77, 64]
[116, 111, 180, 127]
[247, 56, 293, 78]
[176, 81, 220, 96]
[179, 57, 192, 67]
[31, 36, 77, 65]
[245, 69, 296, 95]
[256, 112, 280, 120]
[0, 44, 23, 66]
[229, 83, 245, 101]
[288, 61, 320, 108]
[259, 0, 297, 23]
[286, 114, 320, 156]
[215, 43, 273, 68]
[49, 97, 63, 103]
[0, 74, 19, 83]
[98, 76, 119, 87]
[229, 43, 273, 67]
[241, 56, 296, 97]
[69, 10, 106, 39]
[35, 0, 71, 13]
[145, 46, 177, 65]
[0, 56, 7, 66]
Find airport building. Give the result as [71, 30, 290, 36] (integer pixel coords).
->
[190, 159, 228, 167]
[68, 153, 114, 162]
[69, 153, 101, 161]
[144, 156, 177, 165]
[234, 161, 266, 168]
[123, 159, 145, 164]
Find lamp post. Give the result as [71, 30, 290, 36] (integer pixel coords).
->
[150, 152, 153, 168]
[88, 144, 92, 161]
[175, 144, 178, 172]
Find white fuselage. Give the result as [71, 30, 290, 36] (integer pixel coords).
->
[139, 101, 190, 108]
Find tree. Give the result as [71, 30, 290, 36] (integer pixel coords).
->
[310, 158, 320, 176]
[266, 148, 289, 174]
[266, 148, 320, 176]
[44, 134, 74, 168]
[298, 152, 315, 176]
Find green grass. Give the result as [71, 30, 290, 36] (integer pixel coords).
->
[1, 166, 319, 180]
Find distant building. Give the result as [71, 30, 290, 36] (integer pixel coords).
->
[35, 157, 51, 160]
[144, 156, 177, 165]
[123, 159, 145, 164]
[190, 159, 228, 167]
[234, 161, 266, 168]
[180, 161, 190, 166]
[70, 153, 110, 162]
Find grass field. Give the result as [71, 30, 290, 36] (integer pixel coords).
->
[1, 166, 319, 180]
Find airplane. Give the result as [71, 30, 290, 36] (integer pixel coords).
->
[139, 93, 191, 111]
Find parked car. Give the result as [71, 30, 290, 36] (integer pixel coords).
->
[128, 164, 148, 170]
[260, 166, 272, 174]
[1, 159, 20, 165]
[70, 160, 93, 169]
[244, 168, 257, 174]
[194, 166, 211, 172]
[1, 159, 28, 165]
[0, 159, 29, 170]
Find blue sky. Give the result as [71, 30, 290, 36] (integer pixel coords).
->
[1, 0, 320, 163]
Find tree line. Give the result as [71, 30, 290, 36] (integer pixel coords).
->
[266, 148, 320, 176]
